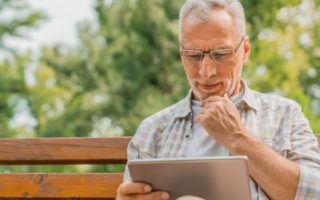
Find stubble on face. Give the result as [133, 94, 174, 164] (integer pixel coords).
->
[189, 66, 242, 101]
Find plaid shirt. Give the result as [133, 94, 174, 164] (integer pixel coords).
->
[124, 80, 320, 200]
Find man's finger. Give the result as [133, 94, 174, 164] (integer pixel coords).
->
[118, 182, 152, 195]
[200, 96, 225, 107]
[201, 101, 225, 109]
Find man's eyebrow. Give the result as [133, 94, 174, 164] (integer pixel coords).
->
[180, 44, 232, 51]
[196, 46, 232, 51]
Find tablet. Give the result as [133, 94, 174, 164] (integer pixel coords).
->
[128, 156, 251, 200]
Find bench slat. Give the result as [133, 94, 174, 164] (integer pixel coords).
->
[0, 137, 131, 165]
[0, 136, 317, 165]
[0, 173, 123, 199]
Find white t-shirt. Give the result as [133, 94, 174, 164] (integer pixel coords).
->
[187, 90, 244, 157]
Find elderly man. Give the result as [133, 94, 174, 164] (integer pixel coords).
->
[116, 0, 320, 199]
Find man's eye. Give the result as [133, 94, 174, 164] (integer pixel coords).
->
[187, 54, 202, 59]
[214, 53, 229, 57]
[214, 53, 232, 60]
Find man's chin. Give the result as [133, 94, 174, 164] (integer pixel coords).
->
[193, 90, 222, 101]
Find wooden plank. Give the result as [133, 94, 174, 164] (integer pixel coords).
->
[0, 173, 123, 199]
[0, 135, 316, 165]
[0, 137, 131, 165]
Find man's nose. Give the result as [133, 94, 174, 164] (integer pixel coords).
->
[199, 53, 217, 79]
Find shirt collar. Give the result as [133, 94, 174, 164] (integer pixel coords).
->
[174, 89, 193, 118]
[174, 79, 260, 118]
[240, 79, 260, 111]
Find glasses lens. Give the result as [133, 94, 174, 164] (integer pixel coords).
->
[211, 49, 234, 63]
[181, 50, 203, 62]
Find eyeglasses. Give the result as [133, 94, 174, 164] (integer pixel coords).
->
[180, 36, 245, 64]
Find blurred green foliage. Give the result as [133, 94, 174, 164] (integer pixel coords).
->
[0, 0, 46, 138]
[0, 0, 319, 173]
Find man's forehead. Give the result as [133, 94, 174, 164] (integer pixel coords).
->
[180, 38, 234, 50]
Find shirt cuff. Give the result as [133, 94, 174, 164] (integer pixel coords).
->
[294, 165, 320, 200]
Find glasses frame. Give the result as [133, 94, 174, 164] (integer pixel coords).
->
[180, 36, 246, 64]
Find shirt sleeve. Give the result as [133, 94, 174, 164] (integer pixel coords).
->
[288, 104, 320, 200]
[123, 136, 140, 182]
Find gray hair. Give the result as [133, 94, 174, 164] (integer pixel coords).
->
[179, 0, 246, 37]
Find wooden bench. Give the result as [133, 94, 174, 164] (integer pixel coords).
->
[0, 137, 131, 199]
[0, 135, 319, 199]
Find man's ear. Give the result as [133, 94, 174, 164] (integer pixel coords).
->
[242, 36, 250, 64]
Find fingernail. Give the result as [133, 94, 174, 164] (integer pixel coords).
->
[144, 185, 151, 192]
[161, 192, 169, 199]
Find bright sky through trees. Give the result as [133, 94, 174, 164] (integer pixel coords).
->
[5, 0, 96, 52]
[4, 0, 96, 128]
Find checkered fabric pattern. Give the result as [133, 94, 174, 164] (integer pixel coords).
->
[124, 80, 320, 200]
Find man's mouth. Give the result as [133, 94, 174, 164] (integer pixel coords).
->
[198, 82, 222, 90]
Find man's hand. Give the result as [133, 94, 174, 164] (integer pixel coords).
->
[116, 182, 170, 200]
[194, 94, 250, 151]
